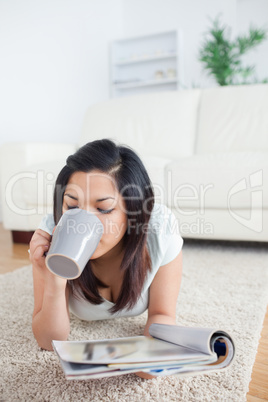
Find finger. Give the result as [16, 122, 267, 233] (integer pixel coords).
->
[30, 244, 49, 262]
[33, 229, 52, 241]
[29, 236, 50, 254]
[36, 229, 51, 240]
[29, 231, 51, 251]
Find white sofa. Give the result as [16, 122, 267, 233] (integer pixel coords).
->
[1, 84, 268, 242]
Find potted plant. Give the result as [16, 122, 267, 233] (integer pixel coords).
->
[199, 16, 268, 86]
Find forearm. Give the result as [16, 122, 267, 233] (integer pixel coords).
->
[135, 314, 177, 380]
[144, 313, 176, 336]
[32, 286, 70, 351]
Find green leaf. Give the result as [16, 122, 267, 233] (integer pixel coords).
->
[199, 16, 268, 86]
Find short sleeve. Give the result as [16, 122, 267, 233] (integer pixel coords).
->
[147, 204, 183, 272]
[38, 214, 55, 235]
[160, 208, 183, 266]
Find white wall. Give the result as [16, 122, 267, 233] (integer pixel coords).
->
[0, 0, 123, 146]
[122, 0, 268, 89]
[0, 0, 267, 147]
[237, 0, 268, 83]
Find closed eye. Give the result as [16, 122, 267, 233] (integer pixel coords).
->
[97, 208, 114, 214]
[67, 205, 79, 210]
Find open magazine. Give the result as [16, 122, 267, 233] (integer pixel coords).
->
[52, 324, 235, 380]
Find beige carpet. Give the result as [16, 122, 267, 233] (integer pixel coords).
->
[0, 240, 268, 401]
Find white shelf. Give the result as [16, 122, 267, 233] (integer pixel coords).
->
[114, 53, 177, 66]
[110, 30, 183, 97]
[113, 78, 178, 90]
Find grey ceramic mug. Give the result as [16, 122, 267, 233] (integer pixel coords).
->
[45, 209, 104, 279]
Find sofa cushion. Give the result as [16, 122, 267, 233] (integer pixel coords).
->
[79, 90, 201, 159]
[165, 151, 268, 210]
[140, 154, 172, 202]
[196, 84, 268, 154]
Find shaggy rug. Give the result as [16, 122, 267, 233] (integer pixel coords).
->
[0, 240, 268, 402]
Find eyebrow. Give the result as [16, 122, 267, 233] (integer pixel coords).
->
[64, 194, 115, 202]
[64, 193, 78, 201]
[96, 197, 115, 202]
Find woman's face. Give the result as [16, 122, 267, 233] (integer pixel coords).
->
[62, 170, 128, 260]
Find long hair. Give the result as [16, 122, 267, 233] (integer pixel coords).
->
[53, 139, 154, 313]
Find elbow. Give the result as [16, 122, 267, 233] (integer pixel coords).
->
[36, 339, 54, 352]
[34, 333, 69, 351]
[32, 324, 70, 351]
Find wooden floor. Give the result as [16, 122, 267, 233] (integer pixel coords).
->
[0, 223, 267, 399]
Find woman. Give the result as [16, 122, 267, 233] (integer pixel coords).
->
[30, 139, 183, 355]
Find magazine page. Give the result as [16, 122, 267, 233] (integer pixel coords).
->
[59, 359, 115, 377]
[52, 335, 215, 365]
[52, 324, 235, 379]
[147, 324, 235, 377]
[59, 358, 142, 380]
[149, 324, 233, 355]
[57, 358, 142, 379]
[143, 337, 235, 377]
[55, 352, 217, 380]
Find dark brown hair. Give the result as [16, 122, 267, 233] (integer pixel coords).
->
[53, 139, 154, 313]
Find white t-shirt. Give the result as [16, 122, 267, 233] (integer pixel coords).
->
[38, 203, 183, 321]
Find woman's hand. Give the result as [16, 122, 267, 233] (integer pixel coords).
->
[29, 228, 66, 289]
[135, 371, 156, 379]
[29, 229, 51, 272]
[30, 228, 70, 350]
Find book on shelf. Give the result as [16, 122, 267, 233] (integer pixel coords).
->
[52, 323, 235, 380]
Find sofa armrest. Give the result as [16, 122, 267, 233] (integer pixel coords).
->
[0, 142, 76, 231]
[0, 142, 77, 168]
